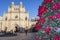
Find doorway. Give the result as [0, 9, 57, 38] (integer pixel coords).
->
[15, 24, 20, 32]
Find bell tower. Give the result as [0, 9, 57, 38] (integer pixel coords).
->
[11, 2, 14, 7]
[19, 2, 22, 8]
[19, 2, 23, 12]
[19, 2, 25, 13]
[11, 2, 14, 12]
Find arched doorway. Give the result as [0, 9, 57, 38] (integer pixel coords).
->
[15, 24, 20, 32]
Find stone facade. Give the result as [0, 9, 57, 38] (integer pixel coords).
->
[0, 2, 37, 32]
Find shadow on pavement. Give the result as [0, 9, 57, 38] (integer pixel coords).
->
[0, 33, 17, 37]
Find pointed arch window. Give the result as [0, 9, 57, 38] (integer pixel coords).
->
[5, 17, 7, 21]
[15, 15, 18, 19]
[25, 17, 27, 21]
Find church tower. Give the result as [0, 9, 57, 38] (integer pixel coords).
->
[11, 2, 14, 12]
[8, 2, 14, 13]
[11, 2, 14, 7]
[19, 2, 25, 13]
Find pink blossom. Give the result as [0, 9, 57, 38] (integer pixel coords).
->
[35, 36, 39, 40]
[54, 36, 59, 40]
[44, 0, 52, 4]
[44, 26, 51, 35]
[48, 15, 55, 20]
[52, 3, 60, 10]
[35, 22, 42, 31]
[40, 18, 46, 24]
[55, 12, 60, 19]
[55, 27, 58, 30]
[38, 6, 48, 17]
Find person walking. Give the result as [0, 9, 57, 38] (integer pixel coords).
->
[24, 26, 28, 35]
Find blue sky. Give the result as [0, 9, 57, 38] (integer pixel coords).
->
[0, 0, 43, 19]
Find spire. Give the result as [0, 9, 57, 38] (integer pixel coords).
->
[11, 2, 14, 7]
[11, 2, 14, 5]
[20, 2, 23, 8]
[20, 2, 22, 5]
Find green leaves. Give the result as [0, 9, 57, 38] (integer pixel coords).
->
[43, 11, 54, 18]
[38, 32, 48, 38]
[53, 19, 60, 27]
[37, 0, 60, 40]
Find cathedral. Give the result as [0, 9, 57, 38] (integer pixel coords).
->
[0, 2, 37, 33]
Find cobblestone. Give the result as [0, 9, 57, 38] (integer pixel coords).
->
[0, 33, 36, 40]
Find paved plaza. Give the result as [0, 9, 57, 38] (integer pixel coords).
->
[0, 32, 37, 40]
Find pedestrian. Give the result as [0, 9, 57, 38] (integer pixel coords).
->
[24, 26, 28, 35]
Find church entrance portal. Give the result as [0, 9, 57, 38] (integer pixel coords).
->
[15, 24, 20, 32]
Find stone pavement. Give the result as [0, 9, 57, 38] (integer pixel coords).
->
[0, 32, 37, 40]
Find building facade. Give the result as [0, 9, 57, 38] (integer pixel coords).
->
[0, 2, 37, 32]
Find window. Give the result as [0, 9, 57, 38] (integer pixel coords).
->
[25, 17, 27, 20]
[14, 8, 19, 12]
[5, 17, 7, 20]
[15, 15, 18, 18]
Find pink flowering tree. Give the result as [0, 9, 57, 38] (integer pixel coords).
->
[35, 0, 60, 40]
